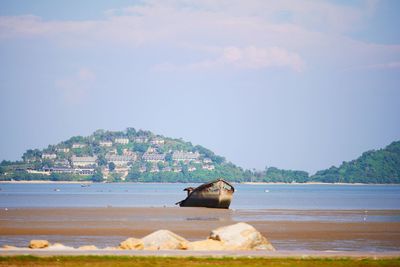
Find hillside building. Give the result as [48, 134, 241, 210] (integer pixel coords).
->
[150, 137, 165, 145]
[42, 153, 57, 160]
[202, 164, 215, 171]
[172, 151, 200, 161]
[72, 143, 86, 149]
[114, 138, 129, 144]
[56, 148, 70, 153]
[134, 136, 148, 143]
[99, 141, 113, 147]
[203, 158, 212, 164]
[142, 152, 166, 162]
[71, 155, 97, 167]
[105, 154, 136, 166]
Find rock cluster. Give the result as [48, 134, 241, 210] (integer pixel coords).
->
[28, 240, 49, 249]
[2, 222, 275, 251]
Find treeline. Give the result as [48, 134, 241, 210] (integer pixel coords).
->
[310, 141, 400, 183]
[126, 163, 251, 183]
[1, 126, 400, 184]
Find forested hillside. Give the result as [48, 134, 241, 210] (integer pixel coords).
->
[311, 141, 400, 183]
[0, 128, 399, 183]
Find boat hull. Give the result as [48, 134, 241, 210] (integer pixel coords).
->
[177, 179, 234, 209]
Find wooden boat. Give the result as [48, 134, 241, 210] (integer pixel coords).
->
[176, 179, 235, 209]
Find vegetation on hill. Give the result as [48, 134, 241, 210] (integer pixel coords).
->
[0, 128, 399, 183]
[262, 167, 309, 183]
[0, 128, 251, 183]
[311, 141, 400, 183]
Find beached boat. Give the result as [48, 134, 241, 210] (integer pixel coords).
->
[176, 179, 235, 209]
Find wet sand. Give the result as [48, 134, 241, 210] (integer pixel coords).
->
[1, 207, 400, 251]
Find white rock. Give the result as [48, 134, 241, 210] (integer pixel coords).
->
[141, 230, 188, 250]
[209, 222, 275, 251]
[29, 240, 50, 249]
[118, 238, 144, 250]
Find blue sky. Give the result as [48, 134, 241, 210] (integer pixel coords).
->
[0, 0, 399, 174]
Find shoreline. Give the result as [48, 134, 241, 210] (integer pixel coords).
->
[0, 180, 93, 184]
[1, 249, 400, 258]
[1, 180, 399, 185]
[1, 207, 399, 252]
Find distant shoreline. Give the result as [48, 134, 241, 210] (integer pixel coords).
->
[0, 180, 399, 185]
[240, 182, 398, 185]
[0, 180, 92, 184]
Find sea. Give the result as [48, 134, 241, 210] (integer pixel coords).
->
[1, 183, 400, 251]
[1, 183, 400, 221]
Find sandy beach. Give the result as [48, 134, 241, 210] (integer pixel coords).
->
[1, 207, 399, 252]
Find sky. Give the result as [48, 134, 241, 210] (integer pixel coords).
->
[0, 0, 399, 174]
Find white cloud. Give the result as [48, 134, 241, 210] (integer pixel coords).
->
[0, 0, 397, 73]
[56, 68, 96, 104]
[179, 46, 305, 72]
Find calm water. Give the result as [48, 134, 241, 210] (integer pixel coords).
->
[1, 183, 400, 251]
[1, 183, 400, 210]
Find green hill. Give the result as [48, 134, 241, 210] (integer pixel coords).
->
[1, 128, 399, 183]
[0, 128, 249, 183]
[311, 141, 400, 183]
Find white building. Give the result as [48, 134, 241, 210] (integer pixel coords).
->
[56, 148, 70, 153]
[172, 151, 200, 161]
[71, 155, 97, 167]
[105, 154, 136, 166]
[72, 143, 86, 149]
[188, 166, 197, 172]
[142, 152, 166, 162]
[114, 138, 129, 144]
[162, 166, 172, 172]
[42, 153, 57, 160]
[150, 137, 165, 145]
[203, 158, 212, 164]
[99, 141, 113, 147]
[74, 168, 96, 175]
[173, 167, 182, 173]
[202, 164, 215, 171]
[54, 159, 70, 167]
[134, 137, 148, 143]
[150, 166, 160, 173]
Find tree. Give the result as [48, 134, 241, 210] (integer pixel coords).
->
[126, 127, 136, 137]
[133, 143, 149, 153]
[97, 155, 107, 166]
[165, 153, 173, 163]
[91, 169, 103, 182]
[108, 162, 116, 171]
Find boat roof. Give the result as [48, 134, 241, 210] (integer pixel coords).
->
[194, 178, 235, 192]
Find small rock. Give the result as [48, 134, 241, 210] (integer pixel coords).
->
[209, 222, 275, 251]
[118, 238, 144, 250]
[2, 245, 18, 250]
[29, 240, 50, 249]
[78, 245, 98, 250]
[141, 230, 188, 250]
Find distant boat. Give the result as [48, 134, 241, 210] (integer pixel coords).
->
[264, 189, 269, 193]
[176, 179, 235, 209]
[54, 188, 60, 192]
[81, 184, 90, 187]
